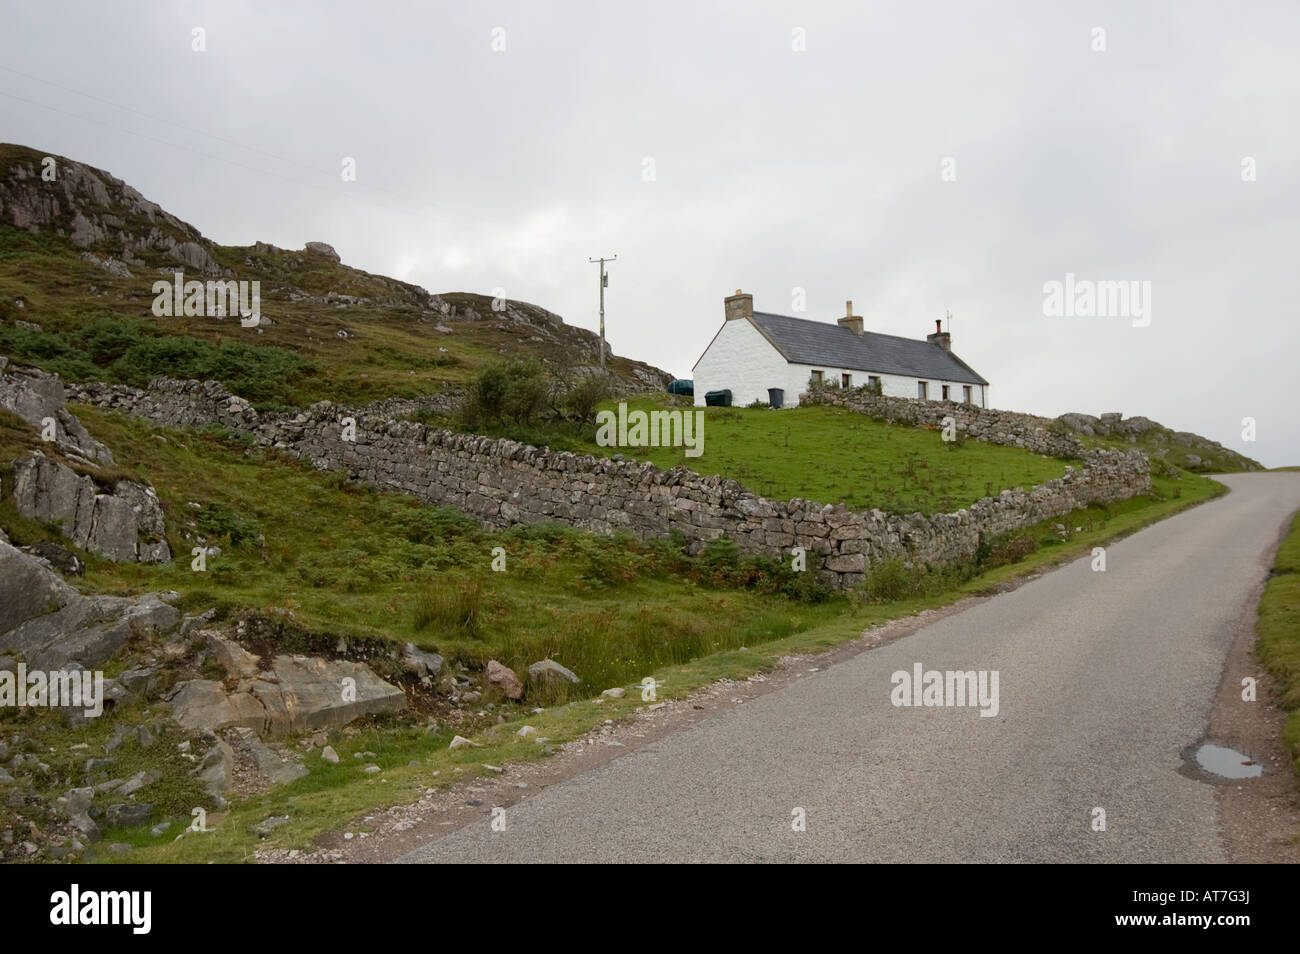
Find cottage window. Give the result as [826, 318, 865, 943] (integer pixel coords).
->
[811, 370, 824, 384]
[963, 386, 972, 404]
[917, 381, 929, 400]
[841, 373, 852, 388]
[942, 385, 950, 401]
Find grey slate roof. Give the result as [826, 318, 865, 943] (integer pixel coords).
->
[749, 312, 989, 386]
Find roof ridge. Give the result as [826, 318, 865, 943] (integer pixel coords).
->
[753, 310, 934, 345]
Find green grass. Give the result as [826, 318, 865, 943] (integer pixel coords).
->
[508, 397, 1072, 515]
[1256, 511, 1300, 779]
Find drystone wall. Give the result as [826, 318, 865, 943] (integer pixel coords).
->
[66, 376, 1151, 589]
[805, 387, 1087, 458]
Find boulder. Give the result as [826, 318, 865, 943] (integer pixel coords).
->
[486, 660, 523, 700]
[401, 643, 443, 678]
[528, 658, 580, 687]
[303, 242, 341, 263]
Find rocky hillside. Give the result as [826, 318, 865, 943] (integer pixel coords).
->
[1057, 411, 1262, 474]
[0, 143, 671, 410]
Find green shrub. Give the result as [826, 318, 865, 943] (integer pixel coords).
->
[564, 374, 608, 423]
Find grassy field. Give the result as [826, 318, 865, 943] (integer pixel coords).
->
[463, 397, 1073, 515]
[1256, 511, 1300, 779]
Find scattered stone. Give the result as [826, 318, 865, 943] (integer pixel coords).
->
[601, 687, 626, 699]
[321, 745, 340, 764]
[529, 658, 580, 687]
[253, 815, 290, 836]
[105, 802, 153, 828]
[449, 735, 480, 750]
[115, 770, 160, 797]
[230, 727, 308, 786]
[486, 660, 523, 700]
[402, 643, 443, 678]
[516, 725, 537, 738]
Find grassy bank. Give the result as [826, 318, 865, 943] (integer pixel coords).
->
[1256, 511, 1300, 779]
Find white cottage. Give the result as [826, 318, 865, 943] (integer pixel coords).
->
[692, 290, 990, 408]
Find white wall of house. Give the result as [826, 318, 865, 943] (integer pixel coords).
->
[692, 318, 790, 407]
[693, 319, 988, 408]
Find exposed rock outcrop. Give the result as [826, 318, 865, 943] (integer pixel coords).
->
[0, 359, 113, 465]
[168, 654, 406, 739]
[9, 452, 171, 563]
[0, 144, 224, 275]
[0, 540, 180, 670]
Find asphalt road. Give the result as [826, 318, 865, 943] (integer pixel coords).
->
[400, 473, 1300, 863]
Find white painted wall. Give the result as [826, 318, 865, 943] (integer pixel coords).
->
[692, 319, 988, 408]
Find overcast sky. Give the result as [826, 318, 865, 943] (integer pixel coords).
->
[3, 1, 1297, 465]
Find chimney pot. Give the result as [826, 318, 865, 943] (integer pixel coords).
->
[927, 319, 952, 351]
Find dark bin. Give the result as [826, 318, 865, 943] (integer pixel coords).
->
[704, 389, 732, 407]
[667, 379, 694, 397]
[767, 388, 784, 409]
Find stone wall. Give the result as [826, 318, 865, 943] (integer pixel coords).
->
[806, 386, 1086, 458]
[66, 376, 1150, 589]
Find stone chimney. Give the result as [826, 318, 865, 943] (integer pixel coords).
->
[837, 300, 863, 335]
[927, 318, 951, 351]
[724, 289, 753, 321]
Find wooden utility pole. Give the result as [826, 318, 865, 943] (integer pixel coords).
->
[588, 254, 616, 374]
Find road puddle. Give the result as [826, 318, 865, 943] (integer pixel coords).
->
[1184, 741, 1263, 781]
